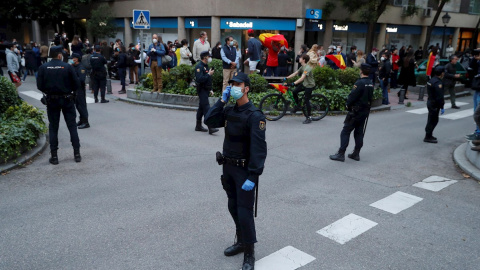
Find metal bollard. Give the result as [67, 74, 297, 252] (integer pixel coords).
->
[106, 79, 112, 94]
[418, 86, 425, 101]
[398, 89, 405, 104]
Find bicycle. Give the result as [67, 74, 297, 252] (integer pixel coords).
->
[259, 83, 329, 121]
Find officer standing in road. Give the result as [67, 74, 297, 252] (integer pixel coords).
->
[330, 63, 374, 162]
[70, 53, 90, 129]
[37, 46, 81, 164]
[424, 66, 446, 143]
[204, 72, 267, 270]
[90, 45, 109, 103]
[194, 51, 218, 134]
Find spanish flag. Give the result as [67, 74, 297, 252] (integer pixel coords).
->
[325, 54, 346, 70]
[269, 83, 289, 94]
[426, 52, 436, 77]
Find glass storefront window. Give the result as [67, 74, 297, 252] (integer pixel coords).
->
[470, 0, 480, 14]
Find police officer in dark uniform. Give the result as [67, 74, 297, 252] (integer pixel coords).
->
[424, 65, 446, 143]
[330, 63, 374, 162]
[195, 51, 218, 134]
[37, 46, 81, 164]
[70, 53, 90, 129]
[204, 72, 267, 270]
[90, 45, 109, 103]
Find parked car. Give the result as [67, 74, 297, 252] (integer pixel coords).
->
[414, 59, 470, 85]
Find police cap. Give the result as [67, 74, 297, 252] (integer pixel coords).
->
[228, 72, 250, 86]
[361, 63, 371, 69]
[434, 65, 445, 76]
[70, 53, 81, 59]
[50, 45, 64, 55]
[200, 51, 211, 59]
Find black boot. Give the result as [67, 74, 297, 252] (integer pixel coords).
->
[242, 244, 255, 270]
[118, 86, 126, 94]
[224, 232, 245, 257]
[195, 121, 208, 132]
[423, 135, 438, 143]
[348, 149, 360, 161]
[209, 127, 219, 134]
[329, 150, 345, 162]
[74, 148, 81, 163]
[49, 151, 59, 165]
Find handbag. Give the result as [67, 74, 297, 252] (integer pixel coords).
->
[472, 75, 480, 91]
[161, 55, 172, 65]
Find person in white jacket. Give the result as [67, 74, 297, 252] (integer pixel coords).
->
[179, 39, 192, 66]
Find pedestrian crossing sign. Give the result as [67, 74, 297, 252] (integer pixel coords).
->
[133, 10, 150, 29]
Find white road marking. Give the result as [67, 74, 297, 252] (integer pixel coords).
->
[250, 246, 316, 270]
[317, 213, 377, 245]
[440, 109, 473, 120]
[413, 176, 458, 192]
[406, 102, 468, 114]
[369, 191, 423, 214]
[20, 90, 96, 104]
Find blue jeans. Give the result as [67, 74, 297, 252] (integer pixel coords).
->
[380, 79, 389, 104]
[265, 66, 277, 77]
[474, 91, 480, 134]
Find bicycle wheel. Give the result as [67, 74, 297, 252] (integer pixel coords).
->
[308, 94, 329, 121]
[259, 93, 287, 121]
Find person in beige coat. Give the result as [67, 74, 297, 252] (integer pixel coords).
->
[307, 44, 319, 67]
[179, 39, 192, 66]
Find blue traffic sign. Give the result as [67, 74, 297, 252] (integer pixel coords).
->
[305, 9, 322, 19]
[133, 10, 150, 29]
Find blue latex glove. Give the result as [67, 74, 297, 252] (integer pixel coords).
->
[222, 86, 231, 102]
[283, 77, 287, 82]
[242, 179, 255, 191]
[441, 109, 445, 115]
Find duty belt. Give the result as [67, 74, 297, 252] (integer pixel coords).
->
[224, 157, 248, 167]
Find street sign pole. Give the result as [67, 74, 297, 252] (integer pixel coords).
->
[140, 29, 144, 76]
[133, 9, 150, 78]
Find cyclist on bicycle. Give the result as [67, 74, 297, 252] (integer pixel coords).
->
[284, 54, 316, 124]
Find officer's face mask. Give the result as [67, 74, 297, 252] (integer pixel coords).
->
[68, 59, 74, 65]
[231, 86, 244, 101]
[207, 57, 212, 63]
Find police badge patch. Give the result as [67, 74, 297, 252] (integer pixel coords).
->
[259, 121, 266, 130]
[197, 68, 200, 72]
[439, 84, 442, 88]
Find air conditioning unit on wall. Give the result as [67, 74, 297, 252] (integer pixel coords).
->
[423, 8, 432, 17]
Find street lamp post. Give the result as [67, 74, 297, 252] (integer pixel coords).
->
[441, 12, 451, 58]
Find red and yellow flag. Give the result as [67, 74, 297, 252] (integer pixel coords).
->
[325, 55, 346, 70]
[270, 84, 289, 94]
[426, 52, 436, 76]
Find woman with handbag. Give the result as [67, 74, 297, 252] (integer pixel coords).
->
[397, 49, 417, 100]
[6, 43, 22, 89]
[179, 39, 193, 66]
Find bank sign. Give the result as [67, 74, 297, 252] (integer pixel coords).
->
[306, 9, 322, 19]
[220, 18, 295, 31]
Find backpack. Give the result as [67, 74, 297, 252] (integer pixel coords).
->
[126, 51, 135, 67]
[81, 54, 92, 71]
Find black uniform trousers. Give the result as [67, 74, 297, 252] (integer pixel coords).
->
[47, 97, 80, 151]
[340, 110, 369, 152]
[196, 88, 211, 121]
[75, 83, 89, 123]
[91, 76, 107, 100]
[222, 164, 257, 244]
[425, 101, 440, 137]
[292, 85, 313, 117]
[118, 67, 126, 87]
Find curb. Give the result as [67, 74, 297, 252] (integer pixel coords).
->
[0, 134, 48, 174]
[453, 142, 480, 181]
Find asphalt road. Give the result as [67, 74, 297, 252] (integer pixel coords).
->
[1, 78, 479, 270]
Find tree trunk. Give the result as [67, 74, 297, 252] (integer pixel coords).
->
[470, 17, 480, 50]
[423, 0, 448, 57]
[364, 0, 389, 54]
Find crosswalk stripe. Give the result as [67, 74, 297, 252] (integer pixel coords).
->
[413, 176, 458, 192]
[440, 109, 473, 120]
[251, 246, 315, 270]
[369, 191, 423, 214]
[317, 213, 377, 245]
[20, 90, 96, 104]
[406, 102, 468, 115]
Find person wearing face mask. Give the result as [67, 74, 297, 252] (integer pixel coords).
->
[347, 46, 357, 68]
[90, 45, 109, 103]
[336, 45, 347, 66]
[193, 31, 211, 62]
[366, 47, 379, 86]
[147, 34, 166, 93]
[61, 32, 69, 52]
[69, 53, 90, 129]
[378, 52, 392, 105]
[116, 45, 128, 94]
[6, 43, 21, 89]
[326, 45, 339, 70]
[194, 51, 218, 134]
[179, 39, 193, 66]
[212, 42, 222, 60]
[37, 46, 82, 164]
[204, 72, 267, 270]
[221, 36, 239, 91]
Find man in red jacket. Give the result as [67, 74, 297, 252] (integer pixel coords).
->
[391, 48, 400, 89]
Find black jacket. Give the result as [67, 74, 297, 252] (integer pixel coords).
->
[37, 59, 80, 95]
[443, 62, 457, 87]
[427, 76, 445, 109]
[347, 77, 374, 110]
[366, 53, 379, 71]
[116, 52, 127, 68]
[379, 60, 392, 80]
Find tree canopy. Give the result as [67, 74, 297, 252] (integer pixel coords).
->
[0, 0, 91, 22]
[87, 4, 117, 40]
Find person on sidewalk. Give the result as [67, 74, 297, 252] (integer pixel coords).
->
[192, 31, 210, 63]
[443, 55, 461, 109]
[116, 45, 128, 94]
[379, 52, 392, 105]
[90, 45, 109, 103]
[397, 49, 417, 100]
[391, 48, 400, 89]
[221, 36, 239, 91]
[147, 34, 166, 93]
[179, 39, 193, 66]
[330, 64, 374, 162]
[37, 46, 82, 164]
[466, 49, 480, 141]
[204, 72, 267, 270]
[247, 29, 262, 74]
[424, 66, 446, 143]
[70, 53, 90, 129]
[366, 48, 379, 86]
[194, 51, 218, 134]
[127, 43, 140, 84]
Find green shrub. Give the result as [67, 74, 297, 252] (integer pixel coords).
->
[169, 64, 194, 84]
[140, 73, 153, 89]
[0, 76, 21, 114]
[317, 86, 350, 111]
[338, 67, 360, 87]
[373, 87, 383, 100]
[209, 59, 224, 92]
[0, 102, 47, 162]
[313, 66, 339, 89]
[248, 73, 268, 93]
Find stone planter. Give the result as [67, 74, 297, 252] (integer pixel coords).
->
[127, 89, 218, 107]
[371, 98, 383, 108]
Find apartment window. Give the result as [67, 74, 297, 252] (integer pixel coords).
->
[470, 0, 480, 14]
[443, 0, 461, 12]
[394, 0, 409, 6]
